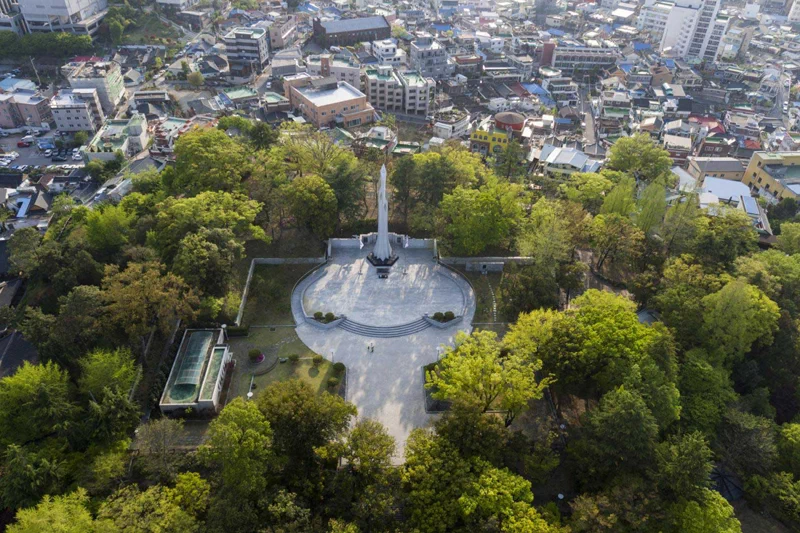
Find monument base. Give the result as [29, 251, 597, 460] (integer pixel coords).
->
[366, 253, 399, 267]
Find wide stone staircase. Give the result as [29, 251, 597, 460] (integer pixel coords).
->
[337, 317, 430, 338]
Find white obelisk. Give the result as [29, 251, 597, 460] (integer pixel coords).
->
[373, 164, 392, 261]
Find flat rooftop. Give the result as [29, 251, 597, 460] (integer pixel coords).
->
[296, 81, 364, 106]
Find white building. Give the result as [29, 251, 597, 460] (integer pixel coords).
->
[305, 54, 362, 90]
[551, 39, 620, 75]
[224, 27, 269, 76]
[155, 0, 197, 11]
[365, 66, 404, 114]
[433, 110, 471, 139]
[370, 39, 406, 66]
[639, 0, 730, 61]
[63, 60, 126, 115]
[0, 0, 25, 36]
[790, 0, 800, 22]
[19, 0, 107, 36]
[398, 70, 435, 116]
[50, 88, 105, 132]
[410, 34, 454, 79]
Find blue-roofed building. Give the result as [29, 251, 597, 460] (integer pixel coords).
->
[633, 42, 652, 52]
[0, 77, 36, 94]
[313, 16, 391, 46]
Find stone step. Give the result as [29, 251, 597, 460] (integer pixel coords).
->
[337, 318, 430, 338]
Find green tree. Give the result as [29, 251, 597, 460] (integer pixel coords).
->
[493, 140, 527, 182]
[85, 204, 134, 261]
[390, 155, 419, 227]
[779, 423, 800, 477]
[257, 380, 356, 485]
[590, 213, 644, 272]
[8, 488, 113, 533]
[636, 179, 668, 235]
[654, 432, 713, 501]
[187, 71, 204, 88]
[665, 489, 741, 533]
[498, 263, 560, 319]
[437, 178, 523, 255]
[79, 347, 137, 400]
[98, 484, 202, 533]
[606, 133, 673, 182]
[8, 226, 43, 277]
[701, 280, 780, 366]
[678, 349, 737, 435]
[283, 175, 338, 239]
[73, 130, 89, 147]
[599, 175, 636, 216]
[570, 387, 659, 486]
[322, 155, 368, 225]
[248, 120, 279, 151]
[0, 361, 75, 446]
[690, 209, 758, 267]
[778, 222, 800, 255]
[745, 472, 800, 527]
[662, 193, 701, 256]
[0, 445, 66, 510]
[558, 171, 615, 214]
[319, 418, 396, 480]
[199, 397, 273, 497]
[428, 330, 550, 425]
[716, 408, 777, 477]
[102, 262, 199, 350]
[163, 128, 250, 195]
[172, 228, 244, 297]
[109, 19, 124, 44]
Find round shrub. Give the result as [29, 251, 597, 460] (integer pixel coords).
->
[333, 362, 346, 375]
[248, 349, 262, 363]
[432, 312, 445, 322]
[312, 354, 324, 368]
[288, 353, 300, 364]
[324, 312, 336, 323]
[327, 377, 340, 389]
[444, 311, 455, 321]
[313, 311, 324, 320]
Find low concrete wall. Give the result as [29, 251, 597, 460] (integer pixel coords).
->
[330, 234, 435, 250]
[440, 256, 536, 271]
[424, 315, 464, 329]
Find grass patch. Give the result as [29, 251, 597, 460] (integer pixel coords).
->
[466, 271, 505, 321]
[122, 12, 182, 45]
[242, 263, 320, 325]
[228, 328, 341, 399]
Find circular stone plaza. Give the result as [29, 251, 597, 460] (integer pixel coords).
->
[291, 241, 475, 459]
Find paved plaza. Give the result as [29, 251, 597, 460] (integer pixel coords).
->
[302, 248, 466, 326]
[293, 245, 476, 460]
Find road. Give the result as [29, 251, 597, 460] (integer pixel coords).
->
[580, 86, 596, 146]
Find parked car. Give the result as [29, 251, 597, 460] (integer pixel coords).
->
[43, 149, 52, 157]
[17, 141, 31, 148]
[72, 153, 83, 161]
[51, 154, 68, 162]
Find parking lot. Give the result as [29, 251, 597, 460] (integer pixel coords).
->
[0, 132, 85, 171]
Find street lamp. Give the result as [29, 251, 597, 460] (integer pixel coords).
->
[330, 349, 335, 363]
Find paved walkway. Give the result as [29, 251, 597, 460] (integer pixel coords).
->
[292, 246, 476, 461]
[303, 248, 464, 326]
[295, 323, 470, 462]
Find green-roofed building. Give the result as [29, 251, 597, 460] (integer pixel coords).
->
[160, 329, 232, 415]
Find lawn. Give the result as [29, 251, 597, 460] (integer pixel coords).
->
[465, 271, 508, 338]
[227, 327, 343, 400]
[242, 263, 321, 325]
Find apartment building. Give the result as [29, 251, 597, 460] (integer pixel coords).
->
[305, 54, 361, 90]
[63, 60, 125, 115]
[20, 0, 107, 36]
[155, 0, 197, 11]
[365, 66, 404, 114]
[639, 0, 729, 61]
[687, 157, 746, 183]
[85, 113, 148, 161]
[312, 16, 390, 47]
[398, 70, 435, 116]
[550, 39, 620, 75]
[742, 151, 800, 203]
[50, 88, 105, 132]
[288, 76, 374, 129]
[268, 15, 296, 50]
[541, 69, 579, 107]
[224, 27, 269, 76]
[0, 0, 25, 35]
[0, 89, 51, 129]
[370, 39, 406, 66]
[433, 109, 470, 139]
[410, 34, 454, 80]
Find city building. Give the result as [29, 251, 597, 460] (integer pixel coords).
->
[0, 90, 51, 129]
[19, 0, 107, 37]
[409, 34, 454, 79]
[432, 109, 471, 139]
[224, 27, 269, 76]
[742, 151, 800, 203]
[50, 88, 105, 132]
[365, 66, 404, 114]
[469, 112, 527, 156]
[63, 60, 125, 115]
[538, 144, 602, 179]
[370, 39, 406, 66]
[288, 76, 375, 129]
[312, 16, 390, 47]
[0, 0, 25, 35]
[305, 54, 362, 90]
[159, 329, 232, 415]
[638, 0, 730, 61]
[84, 113, 148, 161]
[268, 15, 296, 50]
[550, 39, 620, 75]
[687, 156, 746, 183]
[156, 0, 198, 12]
[397, 70, 435, 116]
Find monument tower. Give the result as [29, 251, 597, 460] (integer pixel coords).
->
[367, 164, 398, 267]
